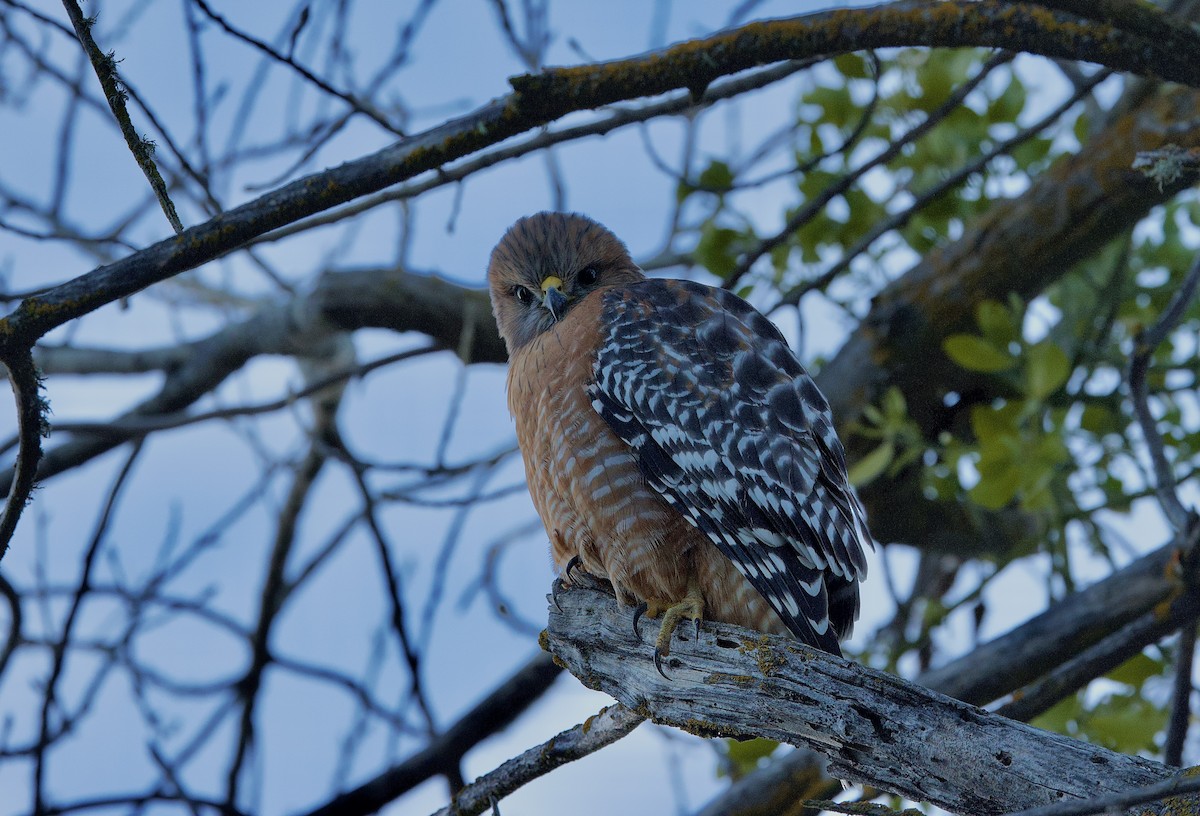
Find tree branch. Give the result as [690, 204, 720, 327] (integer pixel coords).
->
[1128, 250, 1200, 532]
[513, 1, 1200, 104]
[299, 653, 561, 816]
[60, 0, 183, 233]
[6, 0, 1198, 351]
[0, 350, 44, 561]
[428, 703, 645, 816]
[544, 583, 1195, 816]
[695, 524, 1200, 816]
[1001, 772, 1200, 816]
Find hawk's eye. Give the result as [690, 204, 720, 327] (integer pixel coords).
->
[578, 265, 600, 286]
[512, 285, 534, 304]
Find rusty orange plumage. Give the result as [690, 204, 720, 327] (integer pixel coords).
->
[489, 212, 871, 665]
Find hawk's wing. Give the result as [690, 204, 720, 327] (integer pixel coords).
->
[588, 279, 871, 653]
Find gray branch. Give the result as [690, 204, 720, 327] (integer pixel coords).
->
[545, 582, 1196, 816]
[428, 703, 645, 816]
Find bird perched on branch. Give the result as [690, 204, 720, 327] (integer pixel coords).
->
[488, 212, 871, 672]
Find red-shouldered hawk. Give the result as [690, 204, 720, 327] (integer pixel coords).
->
[488, 212, 871, 671]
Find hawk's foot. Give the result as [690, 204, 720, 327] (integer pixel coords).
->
[633, 580, 705, 678]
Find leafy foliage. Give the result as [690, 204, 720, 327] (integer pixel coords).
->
[689, 48, 1200, 759]
[1034, 652, 1171, 754]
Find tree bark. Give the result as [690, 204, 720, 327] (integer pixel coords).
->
[544, 582, 1195, 815]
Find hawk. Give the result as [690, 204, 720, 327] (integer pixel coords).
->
[488, 212, 871, 670]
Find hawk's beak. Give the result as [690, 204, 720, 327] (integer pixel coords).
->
[540, 276, 568, 322]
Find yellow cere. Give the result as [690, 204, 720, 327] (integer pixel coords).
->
[541, 276, 564, 294]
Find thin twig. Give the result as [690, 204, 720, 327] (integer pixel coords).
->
[33, 442, 144, 814]
[779, 67, 1113, 307]
[1164, 621, 1197, 766]
[250, 59, 816, 249]
[0, 571, 21, 681]
[427, 705, 645, 816]
[334, 434, 439, 737]
[225, 434, 332, 806]
[60, 0, 183, 233]
[1128, 250, 1200, 531]
[300, 654, 562, 816]
[28, 345, 438, 443]
[724, 50, 1014, 290]
[0, 350, 47, 561]
[1000, 772, 1200, 816]
[189, 0, 404, 137]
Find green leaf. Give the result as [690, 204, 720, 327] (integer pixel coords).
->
[969, 459, 1020, 509]
[1106, 653, 1164, 689]
[769, 242, 790, 276]
[1025, 341, 1070, 400]
[833, 52, 870, 79]
[943, 335, 1017, 372]
[675, 179, 695, 205]
[697, 160, 734, 193]
[1086, 694, 1165, 753]
[970, 402, 1022, 442]
[986, 72, 1025, 123]
[882, 385, 908, 420]
[1032, 694, 1082, 736]
[1079, 404, 1117, 436]
[975, 300, 1017, 347]
[849, 441, 894, 487]
[694, 224, 741, 280]
[1011, 136, 1053, 169]
[808, 85, 854, 127]
[718, 738, 779, 780]
[1073, 110, 1090, 145]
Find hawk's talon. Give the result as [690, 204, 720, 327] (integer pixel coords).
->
[632, 601, 648, 642]
[653, 647, 671, 679]
[550, 578, 567, 612]
[565, 555, 583, 583]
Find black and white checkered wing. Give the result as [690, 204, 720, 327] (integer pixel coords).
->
[588, 279, 872, 654]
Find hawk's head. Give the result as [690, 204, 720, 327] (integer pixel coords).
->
[488, 212, 644, 353]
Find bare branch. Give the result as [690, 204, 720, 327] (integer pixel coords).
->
[0, 350, 45, 561]
[1128, 250, 1200, 531]
[188, 0, 404, 138]
[1025, 0, 1200, 60]
[699, 526, 1200, 816]
[1164, 621, 1196, 766]
[1000, 772, 1200, 816]
[60, 0, 183, 233]
[33, 442, 143, 814]
[427, 703, 646, 816]
[545, 583, 1192, 815]
[299, 653, 562, 816]
[0, 571, 20, 681]
[7, 0, 1199, 350]
[38, 345, 437, 440]
[226, 438, 329, 807]
[250, 59, 815, 249]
